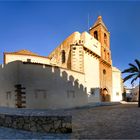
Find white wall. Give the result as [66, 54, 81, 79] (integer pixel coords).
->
[18, 62, 88, 109]
[112, 67, 122, 101]
[83, 51, 100, 103]
[5, 54, 50, 65]
[0, 62, 19, 107]
[0, 61, 88, 109]
[79, 31, 101, 103]
[81, 32, 101, 57]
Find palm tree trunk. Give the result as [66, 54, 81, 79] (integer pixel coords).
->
[138, 78, 140, 107]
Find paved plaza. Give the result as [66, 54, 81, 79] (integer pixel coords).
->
[0, 104, 140, 139]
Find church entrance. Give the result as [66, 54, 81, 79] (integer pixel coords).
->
[101, 88, 110, 102]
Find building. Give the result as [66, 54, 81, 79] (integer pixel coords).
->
[124, 87, 133, 101]
[0, 16, 123, 109]
[132, 85, 139, 101]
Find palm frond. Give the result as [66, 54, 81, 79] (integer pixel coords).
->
[131, 75, 139, 84]
[122, 67, 137, 73]
[123, 73, 136, 83]
[122, 59, 140, 85]
[135, 59, 140, 70]
[129, 63, 138, 71]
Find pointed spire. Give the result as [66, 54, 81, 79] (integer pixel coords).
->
[90, 16, 108, 31]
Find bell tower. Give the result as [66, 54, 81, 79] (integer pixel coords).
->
[89, 16, 112, 101]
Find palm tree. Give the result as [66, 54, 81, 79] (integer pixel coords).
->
[122, 59, 140, 107]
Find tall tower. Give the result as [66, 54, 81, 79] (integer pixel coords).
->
[89, 16, 112, 101]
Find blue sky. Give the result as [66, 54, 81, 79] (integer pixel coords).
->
[0, 1, 140, 87]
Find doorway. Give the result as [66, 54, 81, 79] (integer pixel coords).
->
[101, 88, 110, 102]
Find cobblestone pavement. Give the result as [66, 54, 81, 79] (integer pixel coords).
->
[68, 104, 140, 139]
[0, 104, 140, 139]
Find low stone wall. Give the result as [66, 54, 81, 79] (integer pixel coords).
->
[0, 114, 72, 133]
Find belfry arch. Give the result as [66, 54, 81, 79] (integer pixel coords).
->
[94, 31, 98, 40]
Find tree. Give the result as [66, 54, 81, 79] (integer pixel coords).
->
[122, 59, 140, 107]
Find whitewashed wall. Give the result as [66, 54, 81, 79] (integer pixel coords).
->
[4, 54, 50, 65]
[81, 32, 101, 56]
[0, 62, 19, 107]
[18, 62, 88, 109]
[83, 51, 100, 103]
[112, 67, 122, 101]
[80, 32, 101, 103]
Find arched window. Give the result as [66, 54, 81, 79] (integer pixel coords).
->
[103, 69, 106, 75]
[108, 53, 110, 61]
[94, 31, 98, 40]
[61, 50, 66, 63]
[104, 33, 107, 45]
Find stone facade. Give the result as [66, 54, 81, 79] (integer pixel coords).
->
[0, 114, 72, 133]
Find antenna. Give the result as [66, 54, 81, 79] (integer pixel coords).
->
[88, 13, 89, 32]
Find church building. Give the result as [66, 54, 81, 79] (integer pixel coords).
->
[0, 16, 123, 109]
